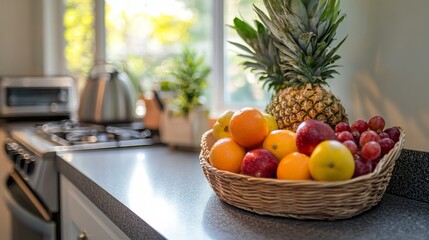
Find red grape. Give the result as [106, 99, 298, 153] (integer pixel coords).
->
[337, 131, 354, 142]
[335, 132, 340, 139]
[368, 116, 385, 132]
[359, 130, 380, 147]
[343, 140, 358, 155]
[351, 131, 360, 144]
[371, 157, 382, 170]
[351, 120, 368, 133]
[361, 141, 381, 161]
[335, 122, 351, 133]
[379, 132, 389, 139]
[379, 138, 395, 156]
[353, 156, 373, 177]
[384, 127, 401, 143]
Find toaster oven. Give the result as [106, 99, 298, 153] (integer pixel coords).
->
[0, 76, 78, 119]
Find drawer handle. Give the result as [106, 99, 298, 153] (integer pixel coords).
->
[78, 232, 87, 240]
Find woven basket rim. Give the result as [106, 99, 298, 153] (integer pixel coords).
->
[200, 127, 405, 187]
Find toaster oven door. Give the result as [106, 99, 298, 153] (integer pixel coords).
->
[0, 87, 73, 118]
[0, 76, 78, 119]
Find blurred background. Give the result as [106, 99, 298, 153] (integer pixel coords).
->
[0, 0, 427, 150]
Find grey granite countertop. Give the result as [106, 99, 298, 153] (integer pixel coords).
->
[57, 146, 429, 240]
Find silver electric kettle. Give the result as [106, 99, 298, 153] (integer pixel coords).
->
[78, 63, 137, 123]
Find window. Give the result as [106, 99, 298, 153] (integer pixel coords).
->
[64, 0, 269, 116]
[223, 0, 269, 110]
[64, 0, 94, 89]
[105, 0, 212, 94]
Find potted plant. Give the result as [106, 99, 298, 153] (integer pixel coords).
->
[160, 47, 211, 149]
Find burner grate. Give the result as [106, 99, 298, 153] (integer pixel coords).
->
[35, 120, 159, 147]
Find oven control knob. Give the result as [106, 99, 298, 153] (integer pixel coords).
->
[15, 154, 23, 168]
[19, 153, 30, 169]
[5, 143, 18, 162]
[4, 142, 11, 154]
[25, 158, 36, 175]
[13, 149, 24, 165]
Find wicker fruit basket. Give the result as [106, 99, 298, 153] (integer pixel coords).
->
[199, 128, 405, 220]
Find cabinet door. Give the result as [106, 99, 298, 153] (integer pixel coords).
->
[60, 175, 130, 240]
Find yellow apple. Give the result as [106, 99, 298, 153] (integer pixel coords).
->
[309, 140, 355, 181]
[263, 113, 278, 132]
[212, 110, 235, 140]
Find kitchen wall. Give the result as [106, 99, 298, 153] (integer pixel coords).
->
[0, 0, 64, 75]
[331, 0, 429, 151]
[0, 2, 63, 239]
[0, 0, 41, 75]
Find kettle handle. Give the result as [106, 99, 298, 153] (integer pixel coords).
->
[89, 62, 118, 80]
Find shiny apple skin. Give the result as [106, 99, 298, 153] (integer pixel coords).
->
[241, 149, 279, 178]
[296, 120, 336, 156]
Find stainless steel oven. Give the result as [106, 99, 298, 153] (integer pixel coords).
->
[0, 75, 77, 240]
[2, 126, 61, 240]
[2, 119, 161, 240]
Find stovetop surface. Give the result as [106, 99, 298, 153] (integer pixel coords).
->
[35, 120, 156, 146]
[9, 120, 162, 155]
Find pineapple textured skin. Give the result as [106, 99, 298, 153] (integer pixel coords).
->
[266, 84, 348, 132]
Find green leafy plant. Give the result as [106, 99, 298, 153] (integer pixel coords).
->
[170, 47, 210, 116]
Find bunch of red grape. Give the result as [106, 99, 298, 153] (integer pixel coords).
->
[334, 116, 401, 177]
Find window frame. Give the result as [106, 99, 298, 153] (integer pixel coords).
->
[212, 0, 268, 115]
[212, 0, 225, 116]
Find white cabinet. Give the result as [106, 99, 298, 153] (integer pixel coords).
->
[60, 175, 130, 240]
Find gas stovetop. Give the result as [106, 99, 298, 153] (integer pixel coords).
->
[34, 120, 161, 150]
[8, 120, 162, 156]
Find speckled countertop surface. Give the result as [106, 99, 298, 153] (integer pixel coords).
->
[57, 146, 429, 240]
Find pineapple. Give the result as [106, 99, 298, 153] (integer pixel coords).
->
[231, 0, 348, 131]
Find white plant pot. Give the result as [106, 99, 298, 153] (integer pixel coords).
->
[160, 107, 209, 148]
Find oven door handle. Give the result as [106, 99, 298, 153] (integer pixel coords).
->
[3, 172, 54, 228]
[8, 171, 52, 221]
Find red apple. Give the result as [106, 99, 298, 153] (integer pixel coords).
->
[296, 120, 336, 156]
[241, 149, 278, 178]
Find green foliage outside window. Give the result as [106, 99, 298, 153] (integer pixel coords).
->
[64, 0, 94, 77]
[64, 0, 209, 95]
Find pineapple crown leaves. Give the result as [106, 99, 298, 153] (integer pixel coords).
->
[229, 17, 285, 91]
[234, 0, 347, 90]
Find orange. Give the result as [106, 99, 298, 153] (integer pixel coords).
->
[209, 138, 246, 173]
[277, 152, 311, 180]
[229, 107, 269, 148]
[263, 129, 298, 160]
[309, 140, 355, 181]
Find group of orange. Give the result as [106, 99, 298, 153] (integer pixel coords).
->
[209, 107, 311, 180]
